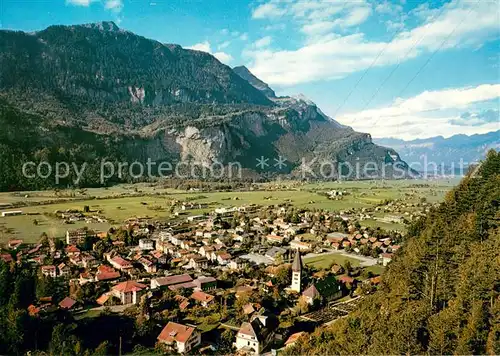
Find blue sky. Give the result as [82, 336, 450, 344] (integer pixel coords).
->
[1, 0, 499, 139]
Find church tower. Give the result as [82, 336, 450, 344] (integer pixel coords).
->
[290, 250, 302, 292]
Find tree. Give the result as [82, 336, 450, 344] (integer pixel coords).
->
[294, 296, 309, 315]
[218, 329, 235, 354]
[343, 261, 353, 275]
[275, 265, 291, 287]
[93, 341, 109, 355]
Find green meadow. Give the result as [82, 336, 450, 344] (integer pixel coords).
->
[0, 179, 458, 243]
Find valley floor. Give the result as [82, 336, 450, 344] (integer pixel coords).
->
[0, 179, 458, 243]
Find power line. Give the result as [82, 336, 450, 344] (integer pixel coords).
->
[357, 3, 450, 115]
[371, 0, 481, 132]
[331, 24, 406, 118]
[336, 2, 450, 128]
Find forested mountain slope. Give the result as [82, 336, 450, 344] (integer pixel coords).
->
[0, 22, 410, 190]
[285, 150, 500, 355]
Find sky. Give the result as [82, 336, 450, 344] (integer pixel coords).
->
[1, 0, 499, 140]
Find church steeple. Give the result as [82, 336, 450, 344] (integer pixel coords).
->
[292, 250, 302, 272]
[290, 250, 302, 292]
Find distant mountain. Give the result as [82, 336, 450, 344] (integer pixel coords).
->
[233, 65, 276, 98]
[375, 131, 500, 172]
[0, 22, 410, 190]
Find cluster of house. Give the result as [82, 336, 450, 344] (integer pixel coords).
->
[0, 204, 403, 355]
[55, 209, 108, 224]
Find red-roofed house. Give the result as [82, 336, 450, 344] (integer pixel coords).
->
[284, 332, 306, 348]
[216, 252, 232, 265]
[65, 245, 80, 256]
[41, 265, 57, 278]
[190, 291, 215, 307]
[337, 275, 355, 285]
[8, 239, 23, 249]
[96, 265, 120, 281]
[111, 280, 147, 305]
[381, 253, 393, 266]
[79, 272, 95, 285]
[157, 322, 201, 353]
[0, 254, 13, 263]
[58, 297, 78, 311]
[96, 293, 111, 306]
[107, 254, 133, 271]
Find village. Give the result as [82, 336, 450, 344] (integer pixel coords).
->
[0, 199, 403, 355]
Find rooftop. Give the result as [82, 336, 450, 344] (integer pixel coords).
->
[157, 322, 196, 344]
[112, 280, 147, 293]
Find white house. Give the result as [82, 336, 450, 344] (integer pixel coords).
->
[234, 315, 276, 355]
[139, 238, 155, 250]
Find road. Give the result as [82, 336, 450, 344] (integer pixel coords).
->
[75, 304, 131, 316]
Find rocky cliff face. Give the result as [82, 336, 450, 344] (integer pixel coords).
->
[0, 22, 410, 189]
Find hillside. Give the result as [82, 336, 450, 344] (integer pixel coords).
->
[375, 131, 500, 172]
[233, 65, 276, 98]
[0, 22, 410, 190]
[0, 22, 273, 108]
[284, 150, 500, 355]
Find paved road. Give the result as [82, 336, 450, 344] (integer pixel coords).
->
[75, 304, 131, 316]
[304, 250, 378, 267]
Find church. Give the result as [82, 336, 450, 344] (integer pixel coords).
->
[290, 250, 302, 292]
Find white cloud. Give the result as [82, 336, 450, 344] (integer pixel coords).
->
[252, 3, 287, 19]
[290, 0, 347, 21]
[375, 1, 403, 16]
[374, 0, 407, 32]
[331, 5, 372, 28]
[213, 52, 234, 64]
[301, 21, 335, 36]
[186, 41, 233, 64]
[253, 36, 273, 48]
[385, 19, 405, 32]
[218, 41, 231, 50]
[188, 41, 211, 53]
[246, 0, 500, 86]
[239, 33, 249, 41]
[66, 0, 122, 12]
[450, 109, 499, 126]
[258, 0, 371, 25]
[337, 84, 500, 139]
[264, 23, 286, 31]
[104, 0, 123, 12]
[66, 0, 95, 6]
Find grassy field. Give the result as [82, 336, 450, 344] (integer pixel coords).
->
[304, 253, 362, 269]
[363, 265, 386, 276]
[0, 179, 458, 244]
[304, 253, 386, 276]
[0, 214, 110, 243]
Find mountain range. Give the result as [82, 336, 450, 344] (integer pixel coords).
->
[0, 21, 409, 190]
[375, 131, 500, 173]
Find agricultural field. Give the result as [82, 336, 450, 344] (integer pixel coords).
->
[0, 179, 459, 243]
[304, 253, 363, 269]
[303, 251, 378, 270]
